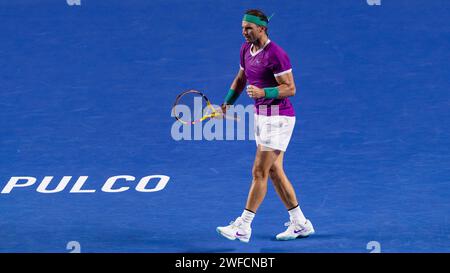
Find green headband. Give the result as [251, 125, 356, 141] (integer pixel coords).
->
[243, 14, 268, 27]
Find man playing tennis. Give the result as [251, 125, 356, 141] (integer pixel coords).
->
[216, 9, 314, 242]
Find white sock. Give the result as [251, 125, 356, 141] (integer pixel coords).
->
[288, 205, 307, 224]
[240, 209, 255, 227]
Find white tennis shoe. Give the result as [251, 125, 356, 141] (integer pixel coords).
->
[276, 219, 315, 240]
[216, 217, 252, 243]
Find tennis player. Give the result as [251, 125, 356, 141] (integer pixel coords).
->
[216, 9, 314, 242]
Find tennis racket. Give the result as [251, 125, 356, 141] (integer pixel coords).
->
[172, 90, 239, 125]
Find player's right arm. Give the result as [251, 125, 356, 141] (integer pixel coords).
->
[230, 68, 247, 94]
[222, 69, 247, 113]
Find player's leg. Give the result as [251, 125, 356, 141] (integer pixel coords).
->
[245, 144, 281, 212]
[269, 153, 315, 240]
[216, 145, 280, 243]
[269, 152, 299, 209]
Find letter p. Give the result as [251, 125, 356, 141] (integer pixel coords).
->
[1, 177, 37, 193]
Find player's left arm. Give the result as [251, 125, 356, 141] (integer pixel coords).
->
[273, 71, 296, 98]
[247, 72, 296, 99]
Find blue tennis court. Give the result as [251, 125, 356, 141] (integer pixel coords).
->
[0, 0, 449, 253]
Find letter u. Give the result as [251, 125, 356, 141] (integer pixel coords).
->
[36, 176, 72, 193]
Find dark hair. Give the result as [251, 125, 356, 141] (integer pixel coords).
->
[245, 9, 269, 23]
[245, 9, 269, 34]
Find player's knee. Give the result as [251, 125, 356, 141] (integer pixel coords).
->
[269, 164, 282, 179]
[252, 166, 269, 181]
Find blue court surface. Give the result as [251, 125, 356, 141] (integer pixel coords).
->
[0, 0, 449, 253]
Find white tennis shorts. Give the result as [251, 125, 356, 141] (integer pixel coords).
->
[254, 114, 296, 152]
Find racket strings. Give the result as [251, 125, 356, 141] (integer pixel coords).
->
[173, 90, 215, 124]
